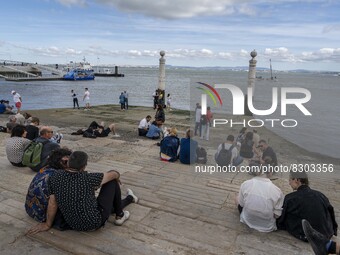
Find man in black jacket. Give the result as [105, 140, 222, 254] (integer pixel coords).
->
[277, 171, 337, 241]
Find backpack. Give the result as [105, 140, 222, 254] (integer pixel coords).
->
[200, 115, 207, 125]
[216, 143, 234, 166]
[22, 141, 46, 167]
[196, 147, 207, 164]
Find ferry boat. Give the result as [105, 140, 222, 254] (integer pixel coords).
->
[63, 58, 95, 81]
[94, 66, 124, 77]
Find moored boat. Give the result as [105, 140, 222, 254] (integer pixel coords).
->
[63, 58, 95, 81]
[94, 66, 124, 77]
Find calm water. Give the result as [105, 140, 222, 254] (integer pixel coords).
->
[0, 67, 339, 158]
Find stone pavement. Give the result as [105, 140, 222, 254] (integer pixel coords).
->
[0, 106, 339, 254]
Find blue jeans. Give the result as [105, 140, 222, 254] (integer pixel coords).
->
[233, 156, 244, 167]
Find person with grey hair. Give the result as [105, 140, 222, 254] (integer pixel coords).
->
[27, 151, 138, 234]
[277, 170, 337, 242]
[28, 126, 60, 172]
[235, 169, 284, 232]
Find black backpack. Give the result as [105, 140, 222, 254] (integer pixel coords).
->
[200, 115, 207, 125]
[196, 147, 207, 164]
[216, 143, 234, 166]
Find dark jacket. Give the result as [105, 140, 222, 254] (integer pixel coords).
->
[277, 185, 337, 241]
[160, 135, 180, 162]
[179, 137, 198, 164]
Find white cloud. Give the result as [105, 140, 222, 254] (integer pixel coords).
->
[56, 0, 87, 7]
[54, 0, 330, 19]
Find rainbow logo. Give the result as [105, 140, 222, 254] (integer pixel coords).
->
[196, 82, 223, 106]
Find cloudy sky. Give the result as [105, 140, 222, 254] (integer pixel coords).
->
[1, 0, 340, 71]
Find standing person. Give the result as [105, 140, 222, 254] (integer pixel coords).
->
[71, 90, 79, 109]
[11, 90, 22, 113]
[123, 91, 129, 110]
[201, 106, 213, 141]
[152, 90, 159, 110]
[166, 93, 172, 111]
[27, 151, 138, 234]
[119, 92, 125, 111]
[194, 104, 201, 137]
[83, 88, 90, 110]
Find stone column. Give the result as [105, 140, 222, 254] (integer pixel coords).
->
[158, 50, 166, 107]
[245, 50, 257, 116]
[248, 49, 257, 97]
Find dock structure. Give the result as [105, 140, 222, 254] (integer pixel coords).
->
[0, 60, 64, 81]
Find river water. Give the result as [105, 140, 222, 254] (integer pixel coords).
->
[0, 67, 339, 158]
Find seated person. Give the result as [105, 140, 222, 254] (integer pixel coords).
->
[277, 170, 338, 241]
[29, 126, 61, 172]
[15, 112, 26, 125]
[25, 117, 40, 141]
[251, 139, 278, 166]
[6, 125, 31, 167]
[25, 148, 72, 229]
[84, 121, 117, 138]
[0, 100, 14, 114]
[146, 121, 162, 139]
[0, 101, 6, 114]
[179, 129, 198, 164]
[0, 115, 18, 133]
[28, 151, 138, 234]
[215, 135, 243, 167]
[302, 219, 340, 255]
[138, 115, 152, 136]
[240, 132, 255, 159]
[160, 128, 180, 162]
[236, 169, 284, 232]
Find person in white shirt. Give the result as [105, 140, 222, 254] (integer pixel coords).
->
[236, 170, 284, 232]
[83, 88, 90, 110]
[138, 115, 152, 136]
[194, 104, 201, 136]
[11, 90, 22, 113]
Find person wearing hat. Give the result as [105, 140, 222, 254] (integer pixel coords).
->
[11, 90, 22, 113]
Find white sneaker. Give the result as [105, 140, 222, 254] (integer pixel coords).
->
[113, 211, 130, 226]
[57, 133, 63, 143]
[127, 189, 139, 203]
